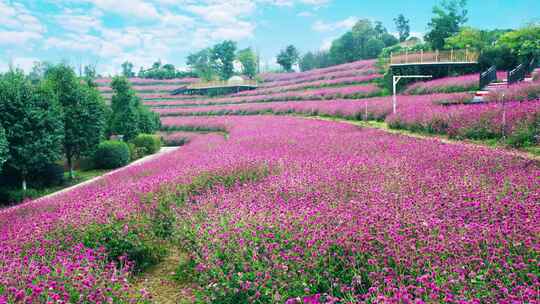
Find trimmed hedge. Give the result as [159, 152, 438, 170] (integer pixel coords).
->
[94, 141, 130, 169]
[131, 134, 161, 156]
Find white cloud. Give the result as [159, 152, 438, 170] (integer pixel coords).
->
[313, 16, 357, 32]
[0, 0, 45, 46]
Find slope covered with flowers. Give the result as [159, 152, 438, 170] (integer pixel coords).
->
[1, 59, 539, 303]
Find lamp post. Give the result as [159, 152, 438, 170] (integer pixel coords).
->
[392, 75, 433, 114]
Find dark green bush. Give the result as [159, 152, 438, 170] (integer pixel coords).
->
[31, 163, 65, 188]
[94, 140, 130, 169]
[131, 134, 161, 156]
[1, 188, 40, 204]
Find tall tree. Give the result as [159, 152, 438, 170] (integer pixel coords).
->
[0, 70, 64, 191]
[212, 40, 237, 80]
[277, 45, 300, 72]
[110, 76, 141, 141]
[45, 64, 107, 179]
[394, 14, 410, 42]
[0, 124, 7, 173]
[425, 0, 468, 49]
[121, 61, 135, 78]
[187, 49, 216, 81]
[237, 48, 257, 79]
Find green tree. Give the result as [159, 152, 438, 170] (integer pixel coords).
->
[498, 23, 540, 61]
[394, 14, 410, 42]
[0, 124, 7, 173]
[425, 0, 468, 49]
[110, 76, 141, 141]
[212, 40, 237, 80]
[237, 48, 257, 79]
[187, 49, 216, 81]
[0, 70, 64, 191]
[121, 61, 135, 78]
[45, 64, 107, 179]
[277, 45, 300, 72]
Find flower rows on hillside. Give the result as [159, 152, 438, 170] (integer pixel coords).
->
[95, 77, 198, 86]
[145, 84, 381, 107]
[260, 59, 376, 82]
[233, 74, 381, 97]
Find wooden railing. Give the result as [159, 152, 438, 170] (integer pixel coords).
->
[188, 79, 258, 89]
[479, 66, 497, 90]
[390, 49, 479, 65]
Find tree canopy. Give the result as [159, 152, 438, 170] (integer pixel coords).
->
[0, 70, 64, 190]
[237, 48, 258, 79]
[394, 14, 410, 42]
[45, 64, 107, 179]
[425, 0, 468, 49]
[212, 40, 237, 80]
[109, 76, 159, 141]
[277, 45, 300, 72]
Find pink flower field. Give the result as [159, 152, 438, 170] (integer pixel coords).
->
[404, 72, 507, 95]
[1, 115, 539, 303]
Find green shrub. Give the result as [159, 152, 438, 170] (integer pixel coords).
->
[94, 140, 130, 169]
[31, 163, 65, 188]
[2, 188, 40, 204]
[127, 143, 145, 161]
[82, 219, 166, 273]
[131, 134, 162, 156]
[506, 118, 539, 148]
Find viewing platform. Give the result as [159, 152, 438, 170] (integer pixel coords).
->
[387, 49, 479, 79]
[172, 77, 258, 95]
[389, 49, 479, 67]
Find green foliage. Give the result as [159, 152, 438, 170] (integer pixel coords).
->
[138, 61, 195, 79]
[131, 134, 162, 155]
[187, 48, 216, 81]
[506, 115, 540, 148]
[0, 124, 7, 173]
[477, 45, 519, 71]
[82, 218, 167, 273]
[110, 76, 158, 141]
[299, 51, 333, 71]
[94, 140, 130, 169]
[498, 23, 540, 61]
[31, 163, 65, 188]
[277, 45, 300, 72]
[329, 19, 398, 65]
[237, 48, 258, 79]
[394, 14, 410, 42]
[121, 61, 135, 78]
[0, 70, 64, 190]
[45, 64, 107, 177]
[212, 40, 238, 80]
[425, 0, 468, 49]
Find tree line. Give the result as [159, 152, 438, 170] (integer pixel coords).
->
[0, 64, 160, 200]
[293, 0, 538, 72]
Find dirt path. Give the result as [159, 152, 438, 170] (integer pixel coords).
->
[32, 146, 180, 203]
[132, 246, 196, 304]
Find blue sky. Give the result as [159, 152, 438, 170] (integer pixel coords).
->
[1, 0, 539, 75]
